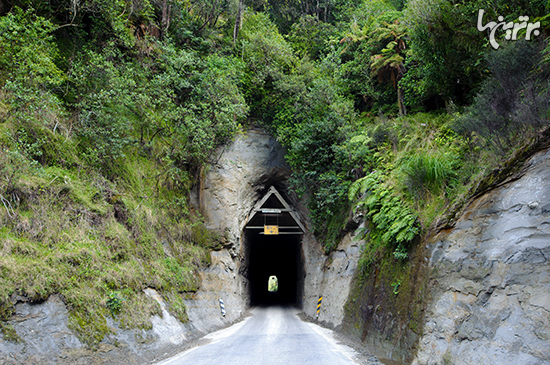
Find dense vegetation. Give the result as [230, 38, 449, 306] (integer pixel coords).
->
[0, 0, 548, 347]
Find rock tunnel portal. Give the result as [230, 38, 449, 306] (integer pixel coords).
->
[243, 186, 305, 307]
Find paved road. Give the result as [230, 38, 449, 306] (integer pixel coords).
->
[156, 306, 370, 365]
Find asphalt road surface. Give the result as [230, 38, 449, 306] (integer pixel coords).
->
[156, 306, 375, 365]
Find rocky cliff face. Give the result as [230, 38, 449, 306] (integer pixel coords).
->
[7, 129, 548, 365]
[193, 128, 290, 253]
[1, 128, 362, 364]
[0, 291, 201, 365]
[186, 127, 291, 324]
[302, 232, 363, 328]
[414, 148, 550, 365]
[189, 127, 362, 330]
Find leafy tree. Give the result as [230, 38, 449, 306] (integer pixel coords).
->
[0, 7, 64, 89]
[278, 67, 357, 248]
[369, 20, 407, 115]
[173, 54, 249, 171]
[402, 0, 549, 110]
[0, 7, 69, 165]
[338, 9, 403, 113]
[335, 0, 395, 25]
[70, 48, 142, 171]
[403, 0, 485, 108]
[186, 0, 229, 32]
[286, 14, 335, 59]
[455, 40, 549, 152]
[238, 11, 295, 120]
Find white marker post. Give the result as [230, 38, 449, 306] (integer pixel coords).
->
[219, 298, 226, 317]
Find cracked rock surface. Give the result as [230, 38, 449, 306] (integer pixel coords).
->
[414, 149, 550, 365]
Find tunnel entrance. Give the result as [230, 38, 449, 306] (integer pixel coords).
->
[243, 186, 305, 307]
[245, 232, 302, 306]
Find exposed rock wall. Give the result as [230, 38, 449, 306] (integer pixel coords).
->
[0, 127, 367, 363]
[187, 127, 292, 323]
[0, 295, 83, 364]
[183, 250, 245, 332]
[302, 232, 363, 328]
[414, 148, 550, 365]
[0, 292, 196, 365]
[194, 128, 289, 252]
[191, 127, 362, 330]
[0, 129, 292, 364]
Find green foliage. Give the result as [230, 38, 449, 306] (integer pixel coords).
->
[337, 8, 401, 112]
[403, 0, 484, 106]
[0, 7, 74, 166]
[286, 15, 335, 59]
[181, 53, 249, 162]
[1, 0, 549, 351]
[239, 11, 295, 120]
[240, 12, 294, 80]
[391, 279, 401, 295]
[0, 154, 210, 345]
[282, 83, 356, 249]
[338, 0, 396, 28]
[1, 323, 24, 343]
[6, 92, 74, 167]
[0, 7, 64, 88]
[403, 0, 549, 109]
[107, 292, 123, 316]
[454, 40, 550, 152]
[165, 290, 189, 323]
[68, 309, 111, 347]
[350, 171, 419, 260]
[268, 275, 278, 292]
[368, 19, 407, 114]
[66, 37, 247, 178]
[70, 48, 135, 169]
[399, 151, 458, 200]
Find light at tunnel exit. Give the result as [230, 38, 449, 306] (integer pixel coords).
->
[268, 276, 278, 292]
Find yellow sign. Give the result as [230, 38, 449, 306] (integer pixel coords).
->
[264, 225, 279, 235]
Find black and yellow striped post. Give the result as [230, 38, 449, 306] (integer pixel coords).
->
[316, 295, 323, 316]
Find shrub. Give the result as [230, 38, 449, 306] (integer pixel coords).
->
[349, 171, 419, 260]
[399, 151, 458, 200]
[106, 291, 123, 316]
[455, 40, 549, 152]
[0, 7, 65, 89]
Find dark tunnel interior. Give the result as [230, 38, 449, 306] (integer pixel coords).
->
[245, 230, 304, 307]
